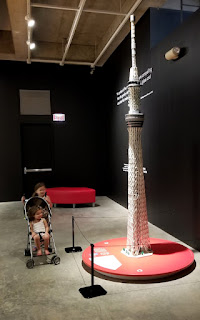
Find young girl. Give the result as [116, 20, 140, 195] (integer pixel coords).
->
[28, 206, 50, 256]
[32, 182, 52, 208]
[21, 182, 52, 208]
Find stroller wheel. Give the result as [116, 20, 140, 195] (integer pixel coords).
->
[51, 255, 60, 265]
[26, 259, 34, 269]
[24, 249, 31, 256]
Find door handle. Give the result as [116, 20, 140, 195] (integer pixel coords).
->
[24, 167, 52, 174]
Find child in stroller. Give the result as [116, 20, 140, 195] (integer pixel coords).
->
[24, 196, 60, 268]
[21, 182, 52, 209]
[28, 206, 50, 256]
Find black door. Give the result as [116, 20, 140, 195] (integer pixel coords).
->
[21, 123, 54, 198]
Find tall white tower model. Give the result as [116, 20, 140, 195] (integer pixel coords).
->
[125, 15, 151, 256]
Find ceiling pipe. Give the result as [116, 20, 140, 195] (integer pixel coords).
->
[31, 3, 77, 11]
[31, 58, 92, 66]
[60, 0, 87, 66]
[31, 3, 126, 16]
[84, 8, 126, 16]
[91, 0, 143, 69]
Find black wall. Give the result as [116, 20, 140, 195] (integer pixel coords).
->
[0, 62, 106, 200]
[103, 8, 200, 250]
[0, 64, 22, 200]
[148, 8, 200, 249]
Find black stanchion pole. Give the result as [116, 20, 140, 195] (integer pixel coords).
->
[79, 243, 107, 299]
[72, 216, 75, 248]
[91, 243, 94, 287]
[65, 216, 82, 253]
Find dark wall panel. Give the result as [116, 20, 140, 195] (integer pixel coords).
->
[146, 8, 200, 249]
[0, 62, 106, 200]
[0, 64, 22, 201]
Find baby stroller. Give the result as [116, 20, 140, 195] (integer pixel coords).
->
[24, 196, 60, 268]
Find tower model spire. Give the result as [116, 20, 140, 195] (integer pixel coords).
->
[125, 15, 151, 256]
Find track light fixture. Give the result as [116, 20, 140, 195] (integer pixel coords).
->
[29, 42, 36, 50]
[26, 40, 36, 50]
[28, 19, 35, 27]
[25, 15, 35, 27]
[25, 14, 36, 51]
[90, 66, 95, 75]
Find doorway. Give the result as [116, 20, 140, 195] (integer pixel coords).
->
[21, 123, 54, 198]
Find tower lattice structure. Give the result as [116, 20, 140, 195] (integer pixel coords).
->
[125, 15, 151, 256]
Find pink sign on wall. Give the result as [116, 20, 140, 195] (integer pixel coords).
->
[53, 113, 65, 122]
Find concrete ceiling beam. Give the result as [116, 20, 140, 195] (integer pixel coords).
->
[60, 0, 87, 66]
[6, 0, 27, 60]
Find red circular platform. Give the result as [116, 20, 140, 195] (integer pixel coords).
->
[82, 238, 194, 280]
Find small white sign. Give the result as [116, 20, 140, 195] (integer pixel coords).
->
[53, 113, 65, 122]
[89, 255, 122, 270]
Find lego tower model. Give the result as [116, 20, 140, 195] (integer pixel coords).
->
[125, 15, 152, 256]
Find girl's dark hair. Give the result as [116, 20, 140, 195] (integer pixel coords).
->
[28, 206, 40, 221]
[32, 182, 46, 197]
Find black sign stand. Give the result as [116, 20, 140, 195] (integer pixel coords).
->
[79, 244, 107, 298]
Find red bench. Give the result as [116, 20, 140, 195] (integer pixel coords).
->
[46, 187, 96, 208]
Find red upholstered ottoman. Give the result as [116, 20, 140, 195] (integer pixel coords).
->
[46, 187, 96, 208]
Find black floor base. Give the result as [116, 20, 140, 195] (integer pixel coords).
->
[79, 285, 107, 299]
[65, 246, 82, 253]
